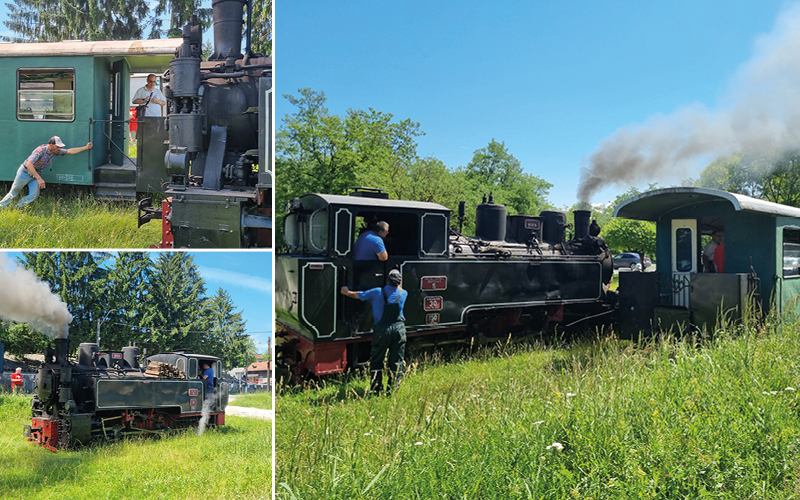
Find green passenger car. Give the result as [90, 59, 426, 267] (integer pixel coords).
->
[614, 187, 800, 336]
[0, 39, 179, 194]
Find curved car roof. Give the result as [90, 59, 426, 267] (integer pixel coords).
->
[304, 193, 451, 213]
[614, 187, 800, 221]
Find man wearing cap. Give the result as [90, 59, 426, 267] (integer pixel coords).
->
[0, 136, 93, 209]
[341, 269, 408, 394]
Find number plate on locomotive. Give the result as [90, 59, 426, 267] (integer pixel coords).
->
[424, 296, 443, 311]
[525, 219, 541, 230]
[111, 353, 122, 359]
[425, 313, 440, 324]
[421, 276, 447, 291]
[309, 263, 325, 270]
[188, 389, 199, 396]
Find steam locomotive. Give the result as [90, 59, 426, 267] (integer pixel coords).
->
[137, 0, 273, 248]
[275, 188, 615, 382]
[24, 338, 228, 451]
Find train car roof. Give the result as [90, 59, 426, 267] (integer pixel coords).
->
[614, 186, 800, 221]
[0, 38, 182, 73]
[303, 193, 451, 213]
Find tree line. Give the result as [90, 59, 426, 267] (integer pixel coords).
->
[0, 252, 257, 368]
[276, 88, 553, 244]
[2, 0, 271, 56]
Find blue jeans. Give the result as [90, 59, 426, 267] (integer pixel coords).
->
[0, 165, 40, 209]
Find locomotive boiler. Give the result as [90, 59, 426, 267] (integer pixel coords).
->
[138, 0, 272, 248]
[276, 188, 615, 382]
[24, 338, 228, 451]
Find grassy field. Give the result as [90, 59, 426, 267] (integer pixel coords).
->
[0, 394, 272, 500]
[0, 187, 162, 248]
[277, 317, 800, 499]
[232, 392, 274, 410]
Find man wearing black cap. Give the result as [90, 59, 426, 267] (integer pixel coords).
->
[0, 136, 92, 209]
[341, 269, 408, 394]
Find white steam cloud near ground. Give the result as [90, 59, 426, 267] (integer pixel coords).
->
[578, 3, 800, 203]
[0, 254, 73, 338]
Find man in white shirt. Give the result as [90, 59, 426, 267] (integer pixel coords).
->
[132, 74, 166, 117]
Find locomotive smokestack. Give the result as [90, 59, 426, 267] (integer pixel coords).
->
[54, 338, 69, 366]
[210, 0, 246, 61]
[574, 210, 591, 239]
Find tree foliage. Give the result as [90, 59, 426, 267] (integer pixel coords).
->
[251, 0, 270, 56]
[697, 150, 800, 207]
[149, 0, 211, 39]
[3, 0, 150, 42]
[276, 89, 553, 243]
[1, 252, 256, 368]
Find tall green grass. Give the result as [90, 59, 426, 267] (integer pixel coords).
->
[0, 188, 161, 248]
[232, 392, 274, 410]
[277, 319, 800, 499]
[0, 394, 272, 499]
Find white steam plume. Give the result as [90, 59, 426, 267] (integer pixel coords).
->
[578, 3, 800, 203]
[0, 254, 73, 339]
[197, 390, 215, 436]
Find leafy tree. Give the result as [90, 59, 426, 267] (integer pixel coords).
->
[202, 288, 254, 367]
[697, 150, 800, 207]
[139, 253, 208, 353]
[149, 0, 211, 39]
[251, 0, 270, 56]
[596, 186, 658, 257]
[462, 139, 551, 216]
[3, 0, 149, 42]
[97, 252, 152, 350]
[0, 323, 51, 358]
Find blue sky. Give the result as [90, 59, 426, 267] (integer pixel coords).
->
[275, 0, 796, 208]
[0, 251, 273, 354]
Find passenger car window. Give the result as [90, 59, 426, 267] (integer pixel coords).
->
[17, 68, 75, 122]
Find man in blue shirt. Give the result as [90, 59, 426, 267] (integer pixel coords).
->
[341, 269, 407, 394]
[353, 221, 389, 261]
[200, 362, 215, 396]
[0, 136, 93, 209]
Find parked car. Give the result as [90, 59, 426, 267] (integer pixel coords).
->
[613, 252, 651, 270]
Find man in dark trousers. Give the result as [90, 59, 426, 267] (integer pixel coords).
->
[341, 269, 408, 394]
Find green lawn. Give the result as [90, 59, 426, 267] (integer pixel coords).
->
[0, 188, 162, 248]
[277, 318, 800, 499]
[0, 394, 272, 500]
[232, 392, 273, 410]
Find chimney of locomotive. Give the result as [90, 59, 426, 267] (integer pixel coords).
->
[210, 0, 246, 61]
[573, 210, 591, 240]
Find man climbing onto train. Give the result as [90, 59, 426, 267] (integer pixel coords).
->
[353, 221, 389, 261]
[0, 136, 93, 210]
[341, 269, 407, 395]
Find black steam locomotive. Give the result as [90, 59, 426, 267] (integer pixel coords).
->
[24, 338, 228, 451]
[137, 0, 272, 248]
[276, 188, 615, 382]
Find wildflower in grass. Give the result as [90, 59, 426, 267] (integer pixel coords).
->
[364, 432, 372, 436]
[546, 442, 564, 451]
[533, 421, 545, 426]
[414, 441, 423, 446]
[566, 392, 577, 397]
[786, 387, 796, 391]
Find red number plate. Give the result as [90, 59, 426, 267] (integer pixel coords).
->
[309, 263, 324, 270]
[425, 313, 440, 325]
[111, 353, 122, 359]
[188, 389, 199, 396]
[424, 296, 443, 311]
[525, 219, 541, 230]
[421, 276, 447, 291]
